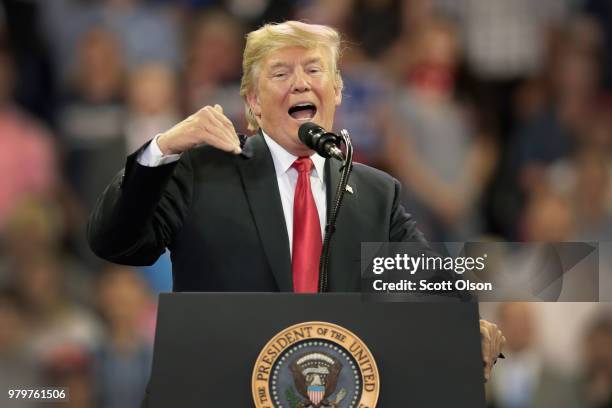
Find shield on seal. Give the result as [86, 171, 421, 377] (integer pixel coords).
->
[308, 385, 325, 406]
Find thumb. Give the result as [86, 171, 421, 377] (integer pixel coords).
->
[214, 104, 224, 114]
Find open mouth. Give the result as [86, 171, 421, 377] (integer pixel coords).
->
[288, 103, 317, 121]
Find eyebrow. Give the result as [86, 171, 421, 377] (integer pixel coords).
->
[267, 57, 324, 71]
[268, 62, 291, 70]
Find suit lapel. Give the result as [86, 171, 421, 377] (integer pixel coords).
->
[236, 132, 293, 291]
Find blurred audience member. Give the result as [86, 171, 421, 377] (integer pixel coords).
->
[1, 1, 56, 125]
[94, 0, 181, 69]
[0, 289, 40, 407]
[40, 0, 107, 85]
[59, 27, 126, 211]
[0, 196, 62, 278]
[125, 63, 180, 153]
[583, 0, 612, 92]
[350, 0, 401, 59]
[445, 0, 567, 81]
[491, 18, 605, 239]
[521, 192, 575, 242]
[571, 156, 612, 242]
[223, 0, 295, 31]
[383, 17, 496, 241]
[513, 194, 597, 302]
[334, 48, 392, 166]
[512, 43, 601, 197]
[295, 0, 353, 29]
[43, 345, 93, 408]
[547, 148, 612, 241]
[0, 197, 93, 305]
[444, 0, 571, 239]
[42, 0, 180, 77]
[440, 0, 567, 139]
[183, 9, 245, 128]
[93, 265, 155, 408]
[383, 0, 436, 78]
[487, 303, 582, 408]
[577, 315, 612, 407]
[13, 254, 100, 358]
[0, 40, 57, 230]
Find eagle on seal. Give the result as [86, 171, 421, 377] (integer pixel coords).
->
[290, 352, 344, 408]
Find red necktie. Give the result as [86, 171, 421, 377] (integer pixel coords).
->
[291, 157, 322, 293]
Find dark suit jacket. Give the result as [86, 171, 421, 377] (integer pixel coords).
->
[87, 132, 428, 292]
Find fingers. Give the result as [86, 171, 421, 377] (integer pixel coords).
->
[206, 105, 239, 150]
[211, 104, 237, 133]
[205, 111, 238, 149]
[195, 106, 241, 154]
[203, 130, 240, 154]
[157, 104, 242, 155]
[479, 319, 506, 382]
[480, 323, 492, 382]
[494, 326, 503, 356]
[490, 323, 503, 358]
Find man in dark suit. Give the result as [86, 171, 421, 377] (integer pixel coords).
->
[87, 20, 504, 379]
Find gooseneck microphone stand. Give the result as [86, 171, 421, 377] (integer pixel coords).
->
[318, 129, 354, 292]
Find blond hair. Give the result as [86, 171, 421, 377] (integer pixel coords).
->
[239, 21, 343, 131]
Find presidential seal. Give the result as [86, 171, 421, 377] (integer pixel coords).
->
[252, 321, 379, 408]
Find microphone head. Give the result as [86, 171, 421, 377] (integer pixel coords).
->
[298, 122, 324, 149]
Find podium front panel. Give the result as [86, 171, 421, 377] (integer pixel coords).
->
[149, 293, 484, 407]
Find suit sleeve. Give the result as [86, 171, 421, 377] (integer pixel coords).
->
[87, 144, 193, 266]
[388, 178, 474, 301]
[388, 178, 427, 243]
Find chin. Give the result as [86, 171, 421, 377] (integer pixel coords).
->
[286, 121, 308, 137]
[312, 116, 331, 131]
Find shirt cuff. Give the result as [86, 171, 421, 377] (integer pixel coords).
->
[136, 134, 182, 167]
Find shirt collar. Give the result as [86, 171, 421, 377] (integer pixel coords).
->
[262, 130, 326, 182]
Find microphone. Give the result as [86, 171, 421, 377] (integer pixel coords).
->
[298, 122, 345, 161]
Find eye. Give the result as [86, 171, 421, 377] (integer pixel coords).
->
[272, 72, 287, 79]
[308, 67, 322, 74]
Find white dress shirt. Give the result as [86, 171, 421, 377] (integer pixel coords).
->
[136, 133, 327, 255]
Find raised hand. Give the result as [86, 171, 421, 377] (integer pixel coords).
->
[157, 104, 241, 155]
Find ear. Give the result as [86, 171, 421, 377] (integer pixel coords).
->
[334, 83, 342, 107]
[246, 91, 262, 118]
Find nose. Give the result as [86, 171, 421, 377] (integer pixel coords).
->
[292, 68, 310, 93]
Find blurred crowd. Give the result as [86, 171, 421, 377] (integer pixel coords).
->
[479, 302, 612, 408]
[0, 0, 611, 407]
